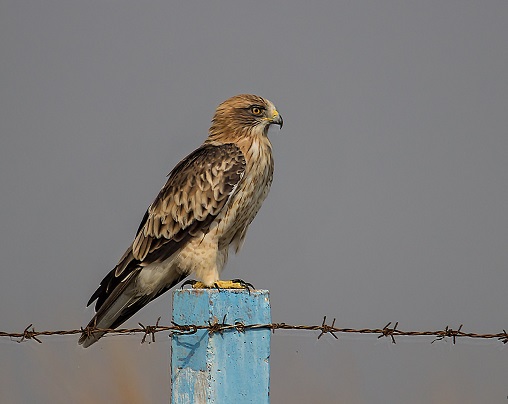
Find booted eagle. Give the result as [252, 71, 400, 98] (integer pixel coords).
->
[79, 94, 282, 347]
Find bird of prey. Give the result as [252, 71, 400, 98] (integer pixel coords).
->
[79, 94, 283, 347]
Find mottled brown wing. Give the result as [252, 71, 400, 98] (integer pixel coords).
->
[131, 142, 246, 263]
[87, 143, 246, 311]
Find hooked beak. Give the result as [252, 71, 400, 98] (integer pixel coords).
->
[270, 110, 283, 128]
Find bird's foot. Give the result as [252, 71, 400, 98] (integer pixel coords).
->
[217, 279, 255, 292]
[182, 279, 254, 292]
[229, 279, 255, 291]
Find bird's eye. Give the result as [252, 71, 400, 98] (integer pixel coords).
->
[250, 106, 263, 116]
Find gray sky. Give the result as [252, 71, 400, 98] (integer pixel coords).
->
[1, 1, 508, 402]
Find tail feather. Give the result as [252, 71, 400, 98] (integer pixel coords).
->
[79, 270, 140, 347]
[79, 267, 187, 348]
[79, 294, 140, 347]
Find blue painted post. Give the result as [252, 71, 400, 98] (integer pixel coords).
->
[171, 289, 271, 404]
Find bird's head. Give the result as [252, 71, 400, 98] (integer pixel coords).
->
[209, 94, 283, 141]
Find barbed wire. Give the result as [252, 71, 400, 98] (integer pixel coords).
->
[1, 317, 507, 345]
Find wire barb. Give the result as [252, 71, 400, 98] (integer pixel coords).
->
[377, 322, 398, 344]
[317, 316, 338, 340]
[208, 314, 229, 335]
[431, 324, 463, 344]
[139, 317, 161, 344]
[19, 324, 42, 344]
[498, 330, 508, 344]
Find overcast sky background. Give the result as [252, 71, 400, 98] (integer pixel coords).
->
[1, 1, 508, 403]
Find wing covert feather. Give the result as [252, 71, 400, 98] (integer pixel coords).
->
[131, 143, 246, 261]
